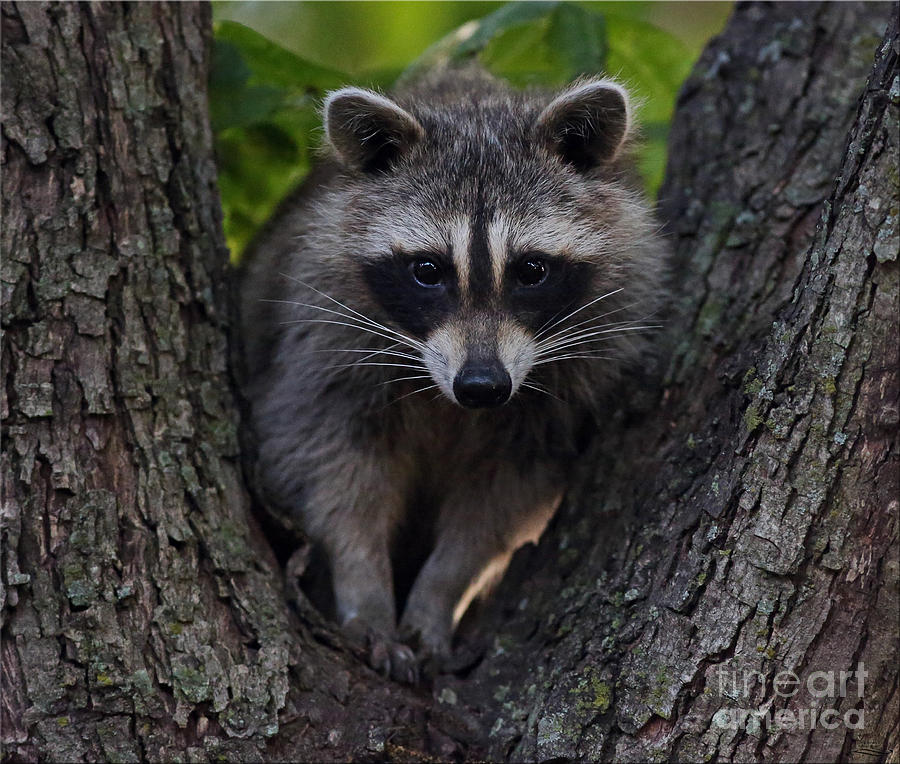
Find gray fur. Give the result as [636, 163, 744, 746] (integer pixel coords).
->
[239, 67, 667, 679]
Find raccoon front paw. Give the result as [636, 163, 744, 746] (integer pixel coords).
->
[343, 617, 419, 684]
[370, 636, 419, 685]
[398, 620, 452, 679]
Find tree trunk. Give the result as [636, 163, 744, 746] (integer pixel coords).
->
[1, 2, 896, 763]
[457, 4, 900, 762]
[0, 4, 428, 761]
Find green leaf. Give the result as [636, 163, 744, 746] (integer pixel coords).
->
[480, 3, 607, 86]
[605, 13, 692, 125]
[478, 16, 560, 86]
[214, 20, 347, 93]
[403, 1, 607, 88]
[210, 82, 285, 133]
[603, 13, 693, 196]
[209, 21, 351, 258]
[216, 124, 310, 259]
[453, 1, 560, 58]
[546, 3, 606, 79]
[209, 36, 251, 91]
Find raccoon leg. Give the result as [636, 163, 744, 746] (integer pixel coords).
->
[328, 534, 396, 633]
[304, 456, 418, 683]
[399, 467, 563, 665]
[331, 545, 418, 684]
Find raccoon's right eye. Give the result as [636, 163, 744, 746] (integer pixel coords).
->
[410, 258, 443, 287]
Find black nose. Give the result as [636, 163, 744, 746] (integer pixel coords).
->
[453, 364, 512, 408]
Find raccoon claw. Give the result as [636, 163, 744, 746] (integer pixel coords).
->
[370, 637, 419, 685]
[343, 618, 419, 684]
[398, 626, 452, 679]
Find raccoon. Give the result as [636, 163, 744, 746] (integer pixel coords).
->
[239, 67, 666, 681]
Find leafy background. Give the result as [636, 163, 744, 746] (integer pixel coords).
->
[210, 1, 731, 259]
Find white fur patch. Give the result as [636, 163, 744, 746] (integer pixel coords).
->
[448, 216, 472, 297]
[487, 214, 513, 290]
[421, 324, 466, 404]
[496, 319, 536, 396]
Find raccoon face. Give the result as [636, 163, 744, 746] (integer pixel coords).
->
[323, 77, 634, 408]
[354, 238, 597, 408]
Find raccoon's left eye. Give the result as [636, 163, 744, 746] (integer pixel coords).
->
[515, 256, 548, 287]
[410, 258, 443, 287]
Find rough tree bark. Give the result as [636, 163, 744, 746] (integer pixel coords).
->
[1, 2, 897, 763]
[0, 4, 433, 761]
[456, 3, 900, 762]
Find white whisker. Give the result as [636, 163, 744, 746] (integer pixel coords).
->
[277, 273, 400, 332]
[323, 361, 429, 372]
[535, 318, 640, 353]
[262, 297, 407, 343]
[380, 383, 440, 410]
[271, 300, 425, 353]
[380, 374, 434, 386]
[279, 317, 425, 353]
[534, 301, 646, 349]
[533, 288, 624, 340]
[308, 347, 423, 363]
[535, 325, 662, 356]
[272, 274, 428, 352]
[520, 381, 563, 402]
[533, 353, 618, 366]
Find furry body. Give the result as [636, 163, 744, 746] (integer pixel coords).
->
[240, 68, 666, 679]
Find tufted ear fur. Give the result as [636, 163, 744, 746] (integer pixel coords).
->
[323, 87, 424, 173]
[535, 79, 633, 170]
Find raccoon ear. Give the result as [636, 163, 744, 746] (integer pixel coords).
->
[323, 87, 424, 173]
[536, 79, 632, 170]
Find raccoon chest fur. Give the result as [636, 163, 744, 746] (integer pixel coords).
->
[240, 66, 666, 681]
